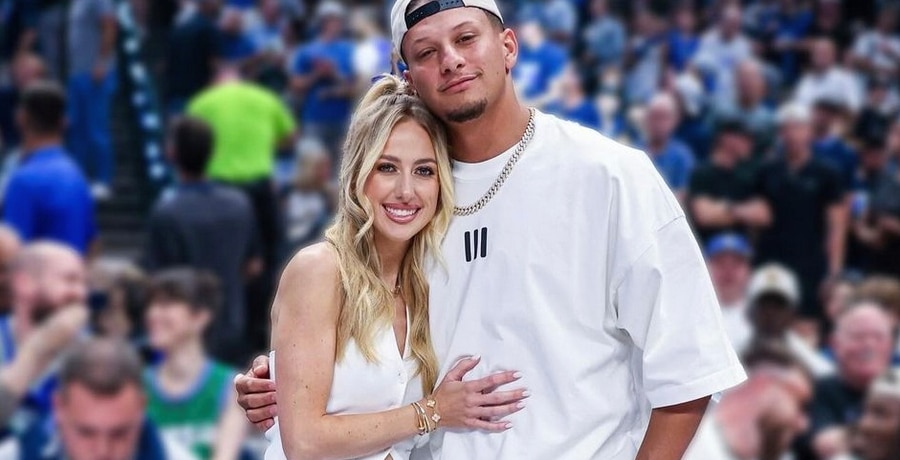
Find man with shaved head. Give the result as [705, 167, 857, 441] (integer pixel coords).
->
[0, 240, 88, 436]
[640, 92, 696, 202]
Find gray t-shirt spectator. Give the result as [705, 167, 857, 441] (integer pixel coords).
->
[144, 182, 261, 366]
[67, 0, 115, 76]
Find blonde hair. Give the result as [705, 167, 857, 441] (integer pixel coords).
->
[325, 74, 452, 393]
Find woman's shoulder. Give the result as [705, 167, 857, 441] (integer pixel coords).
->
[284, 242, 340, 282]
[272, 242, 342, 326]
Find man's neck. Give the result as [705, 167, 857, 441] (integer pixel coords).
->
[647, 138, 669, 155]
[177, 172, 207, 184]
[446, 91, 531, 163]
[22, 136, 62, 155]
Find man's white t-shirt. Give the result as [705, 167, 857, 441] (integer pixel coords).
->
[419, 111, 746, 459]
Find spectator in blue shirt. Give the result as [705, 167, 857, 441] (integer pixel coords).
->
[666, 3, 700, 72]
[218, 7, 256, 66]
[2, 82, 96, 255]
[289, 1, 356, 160]
[811, 96, 858, 189]
[640, 92, 697, 203]
[580, 0, 626, 91]
[543, 65, 602, 131]
[513, 20, 568, 107]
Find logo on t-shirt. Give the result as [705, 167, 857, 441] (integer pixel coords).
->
[464, 227, 488, 262]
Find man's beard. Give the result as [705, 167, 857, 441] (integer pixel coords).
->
[445, 99, 488, 123]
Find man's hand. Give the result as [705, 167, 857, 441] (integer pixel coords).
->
[234, 355, 277, 430]
[4, 305, 89, 397]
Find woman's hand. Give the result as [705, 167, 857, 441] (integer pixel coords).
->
[430, 356, 528, 432]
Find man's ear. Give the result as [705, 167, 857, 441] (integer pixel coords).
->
[403, 69, 418, 95]
[501, 28, 519, 74]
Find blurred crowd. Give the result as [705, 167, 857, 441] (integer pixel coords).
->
[2, 0, 900, 459]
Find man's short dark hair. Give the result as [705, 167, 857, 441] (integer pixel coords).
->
[146, 267, 222, 315]
[58, 338, 143, 397]
[168, 116, 214, 177]
[19, 81, 66, 135]
[714, 118, 751, 141]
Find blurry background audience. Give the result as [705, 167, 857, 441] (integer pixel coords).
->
[3, 0, 900, 457]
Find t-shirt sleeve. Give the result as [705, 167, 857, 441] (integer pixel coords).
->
[607, 149, 746, 408]
[270, 94, 296, 139]
[2, 175, 36, 240]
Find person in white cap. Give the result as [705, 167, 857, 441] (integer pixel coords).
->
[237, 0, 745, 458]
[746, 263, 835, 378]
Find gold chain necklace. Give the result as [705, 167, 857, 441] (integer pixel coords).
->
[452, 108, 536, 217]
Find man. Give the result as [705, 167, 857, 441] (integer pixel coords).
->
[688, 119, 769, 243]
[850, 368, 900, 460]
[238, 0, 746, 458]
[705, 233, 754, 354]
[0, 241, 87, 435]
[144, 116, 261, 366]
[811, 96, 858, 189]
[163, 0, 222, 115]
[0, 338, 197, 459]
[746, 263, 835, 378]
[755, 103, 847, 330]
[289, 0, 355, 159]
[691, 3, 753, 108]
[0, 53, 46, 154]
[2, 81, 96, 256]
[794, 38, 863, 113]
[66, 0, 118, 200]
[640, 92, 696, 202]
[187, 65, 294, 353]
[800, 302, 895, 459]
[710, 58, 776, 155]
[684, 342, 812, 460]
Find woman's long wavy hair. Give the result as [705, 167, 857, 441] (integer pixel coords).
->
[324, 74, 453, 394]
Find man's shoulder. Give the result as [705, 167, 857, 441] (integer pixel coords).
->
[534, 112, 666, 190]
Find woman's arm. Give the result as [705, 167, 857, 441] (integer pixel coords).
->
[274, 245, 526, 460]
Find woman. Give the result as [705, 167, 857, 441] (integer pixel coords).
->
[266, 75, 527, 460]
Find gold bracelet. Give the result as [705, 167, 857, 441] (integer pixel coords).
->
[425, 395, 441, 429]
[411, 401, 428, 435]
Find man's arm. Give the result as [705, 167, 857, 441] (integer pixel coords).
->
[732, 198, 773, 229]
[826, 201, 849, 277]
[690, 196, 737, 227]
[637, 397, 710, 460]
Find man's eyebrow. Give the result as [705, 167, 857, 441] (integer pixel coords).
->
[406, 20, 481, 49]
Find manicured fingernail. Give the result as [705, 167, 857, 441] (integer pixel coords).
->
[516, 402, 526, 409]
[505, 422, 513, 429]
[522, 390, 531, 397]
[471, 355, 481, 361]
[513, 372, 523, 379]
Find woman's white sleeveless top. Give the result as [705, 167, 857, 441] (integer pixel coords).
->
[265, 312, 425, 460]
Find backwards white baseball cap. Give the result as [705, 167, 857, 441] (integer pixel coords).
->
[390, 0, 503, 57]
